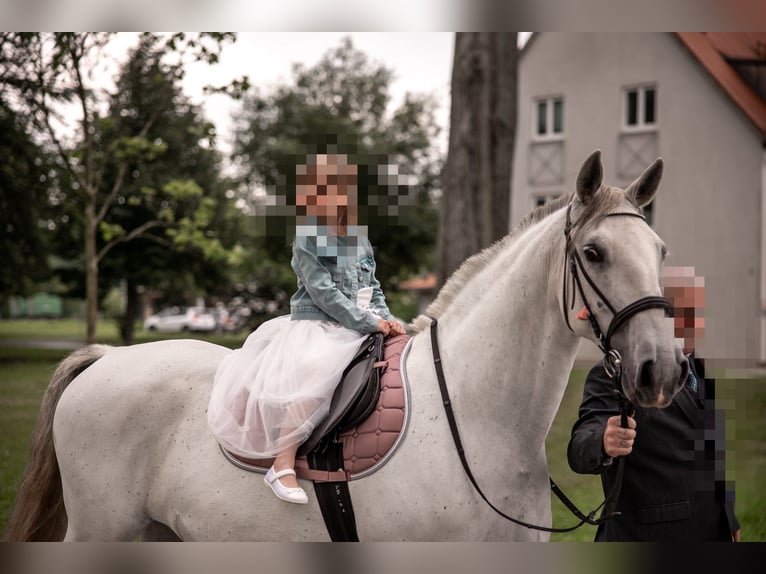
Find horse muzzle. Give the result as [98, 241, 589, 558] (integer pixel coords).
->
[627, 350, 688, 408]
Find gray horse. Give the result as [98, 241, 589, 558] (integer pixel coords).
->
[5, 151, 686, 541]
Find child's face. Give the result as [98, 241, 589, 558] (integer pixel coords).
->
[296, 158, 356, 221]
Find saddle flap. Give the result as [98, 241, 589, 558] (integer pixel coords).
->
[297, 333, 385, 456]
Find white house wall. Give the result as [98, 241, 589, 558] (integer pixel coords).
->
[512, 32, 763, 365]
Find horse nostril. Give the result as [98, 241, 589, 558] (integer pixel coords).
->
[639, 360, 654, 389]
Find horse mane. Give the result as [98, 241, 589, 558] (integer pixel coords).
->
[410, 187, 636, 333]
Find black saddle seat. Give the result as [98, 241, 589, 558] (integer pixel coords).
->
[297, 332, 385, 456]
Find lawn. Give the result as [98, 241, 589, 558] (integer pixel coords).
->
[1, 320, 764, 540]
[0, 318, 94, 340]
[0, 318, 248, 347]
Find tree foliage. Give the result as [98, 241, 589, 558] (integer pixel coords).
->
[93, 36, 242, 342]
[0, 32, 238, 342]
[232, 37, 442, 320]
[0, 100, 53, 302]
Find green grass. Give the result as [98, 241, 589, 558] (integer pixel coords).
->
[0, 320, 249, 534]
[0, 318, 248, 348]
[547, 367, 604, 541]
[0, 318, 94, 340]
[0, 349, 61, 530]
[1, 321, 764, 540]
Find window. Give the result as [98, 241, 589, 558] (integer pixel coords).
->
[534, 97, 564, 137]
[624, 86, 657, 129]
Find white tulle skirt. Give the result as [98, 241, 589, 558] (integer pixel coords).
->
[207, 315, 368, 458]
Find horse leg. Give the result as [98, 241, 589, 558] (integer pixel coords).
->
[63, 520, 145, 542]
[61, 493, 148, 542]
[141, 521, 182, 541]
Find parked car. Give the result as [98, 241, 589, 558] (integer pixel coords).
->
[143, 306, 216, 333]
[210, 306, 251, 334]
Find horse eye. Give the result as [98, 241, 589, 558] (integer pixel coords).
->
[583, 246, 603, 263]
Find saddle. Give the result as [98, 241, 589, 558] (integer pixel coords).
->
[297, 332, 386, 456]
[222, 333, 409, 478]
[220, 333, 411, 540]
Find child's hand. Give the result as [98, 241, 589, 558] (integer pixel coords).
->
[387, 319, 407, 337]
[376, 319, 391, 336]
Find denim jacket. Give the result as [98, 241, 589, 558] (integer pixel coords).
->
[290, 233, 392, 334]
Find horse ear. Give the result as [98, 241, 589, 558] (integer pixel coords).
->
[576, 150, 603, 203]
[626, 158, 663, 207]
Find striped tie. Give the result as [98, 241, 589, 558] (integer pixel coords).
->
[686, 369, 698, 393]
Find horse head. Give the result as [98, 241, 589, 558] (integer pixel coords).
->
[565, 150, 688, 408]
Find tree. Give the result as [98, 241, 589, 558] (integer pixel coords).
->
[437, 33, 518, 287]
[232, 37, 442, 320]
[0, 32, 237, 342]
[95, 37, 240, 343]
[0, 99, 54, 304]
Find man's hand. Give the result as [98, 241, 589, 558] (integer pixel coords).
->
[603, 415, 637, 458]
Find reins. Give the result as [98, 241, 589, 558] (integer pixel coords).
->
[428, 201, 673, 533]
[429, 317, 601, 533]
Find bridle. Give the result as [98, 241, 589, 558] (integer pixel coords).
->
[560, 202, 672, 523]
[561, 202, 672, 385]
[428, 201, 673, 533]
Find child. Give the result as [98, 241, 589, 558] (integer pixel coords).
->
[208, 153, 405, 504]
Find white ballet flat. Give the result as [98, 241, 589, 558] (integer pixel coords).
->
[264, 466, 308, 504]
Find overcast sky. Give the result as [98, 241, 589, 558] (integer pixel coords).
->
[98, 33, 529, 157]
[178, 33, 455, 155]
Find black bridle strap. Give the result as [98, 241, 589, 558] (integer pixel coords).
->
[428, 318, 603, 533]
[605, 296, 672, 345]
[563, 206, 672, 353]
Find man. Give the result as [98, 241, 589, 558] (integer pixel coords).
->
[567, 267, 740, 541]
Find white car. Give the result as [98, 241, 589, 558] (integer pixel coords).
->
[143, 306, 216, 333]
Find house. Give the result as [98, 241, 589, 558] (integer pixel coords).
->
[511, 33, 766, 365]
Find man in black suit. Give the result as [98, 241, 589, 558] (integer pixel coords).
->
[567, 267, 740, 541]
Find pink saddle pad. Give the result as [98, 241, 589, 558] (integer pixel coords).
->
[223, 334, 411, 482]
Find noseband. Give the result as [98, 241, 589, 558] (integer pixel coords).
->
[561, 203, 672, 383]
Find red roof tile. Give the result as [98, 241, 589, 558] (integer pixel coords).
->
[676, 33, 766, 137]
[400, 273, 437, 291]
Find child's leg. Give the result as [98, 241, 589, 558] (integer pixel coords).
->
[273, 444, 300, 489]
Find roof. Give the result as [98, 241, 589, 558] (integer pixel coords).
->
[675, 33, 766, 137]
[400, 273, 437, 291]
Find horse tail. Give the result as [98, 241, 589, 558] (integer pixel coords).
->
[2, 344, 110, 541]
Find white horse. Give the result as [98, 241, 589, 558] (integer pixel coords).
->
[4, 151, 687, 541]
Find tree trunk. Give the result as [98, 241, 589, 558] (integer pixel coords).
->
[85, 196, 98, 344]
[121, 278, 140, 345]
[437, 33, 518, 287]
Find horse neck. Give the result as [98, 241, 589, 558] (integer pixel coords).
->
[435, 210, 580, 454]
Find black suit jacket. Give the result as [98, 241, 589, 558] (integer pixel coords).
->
[567, 356, 739, 541]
